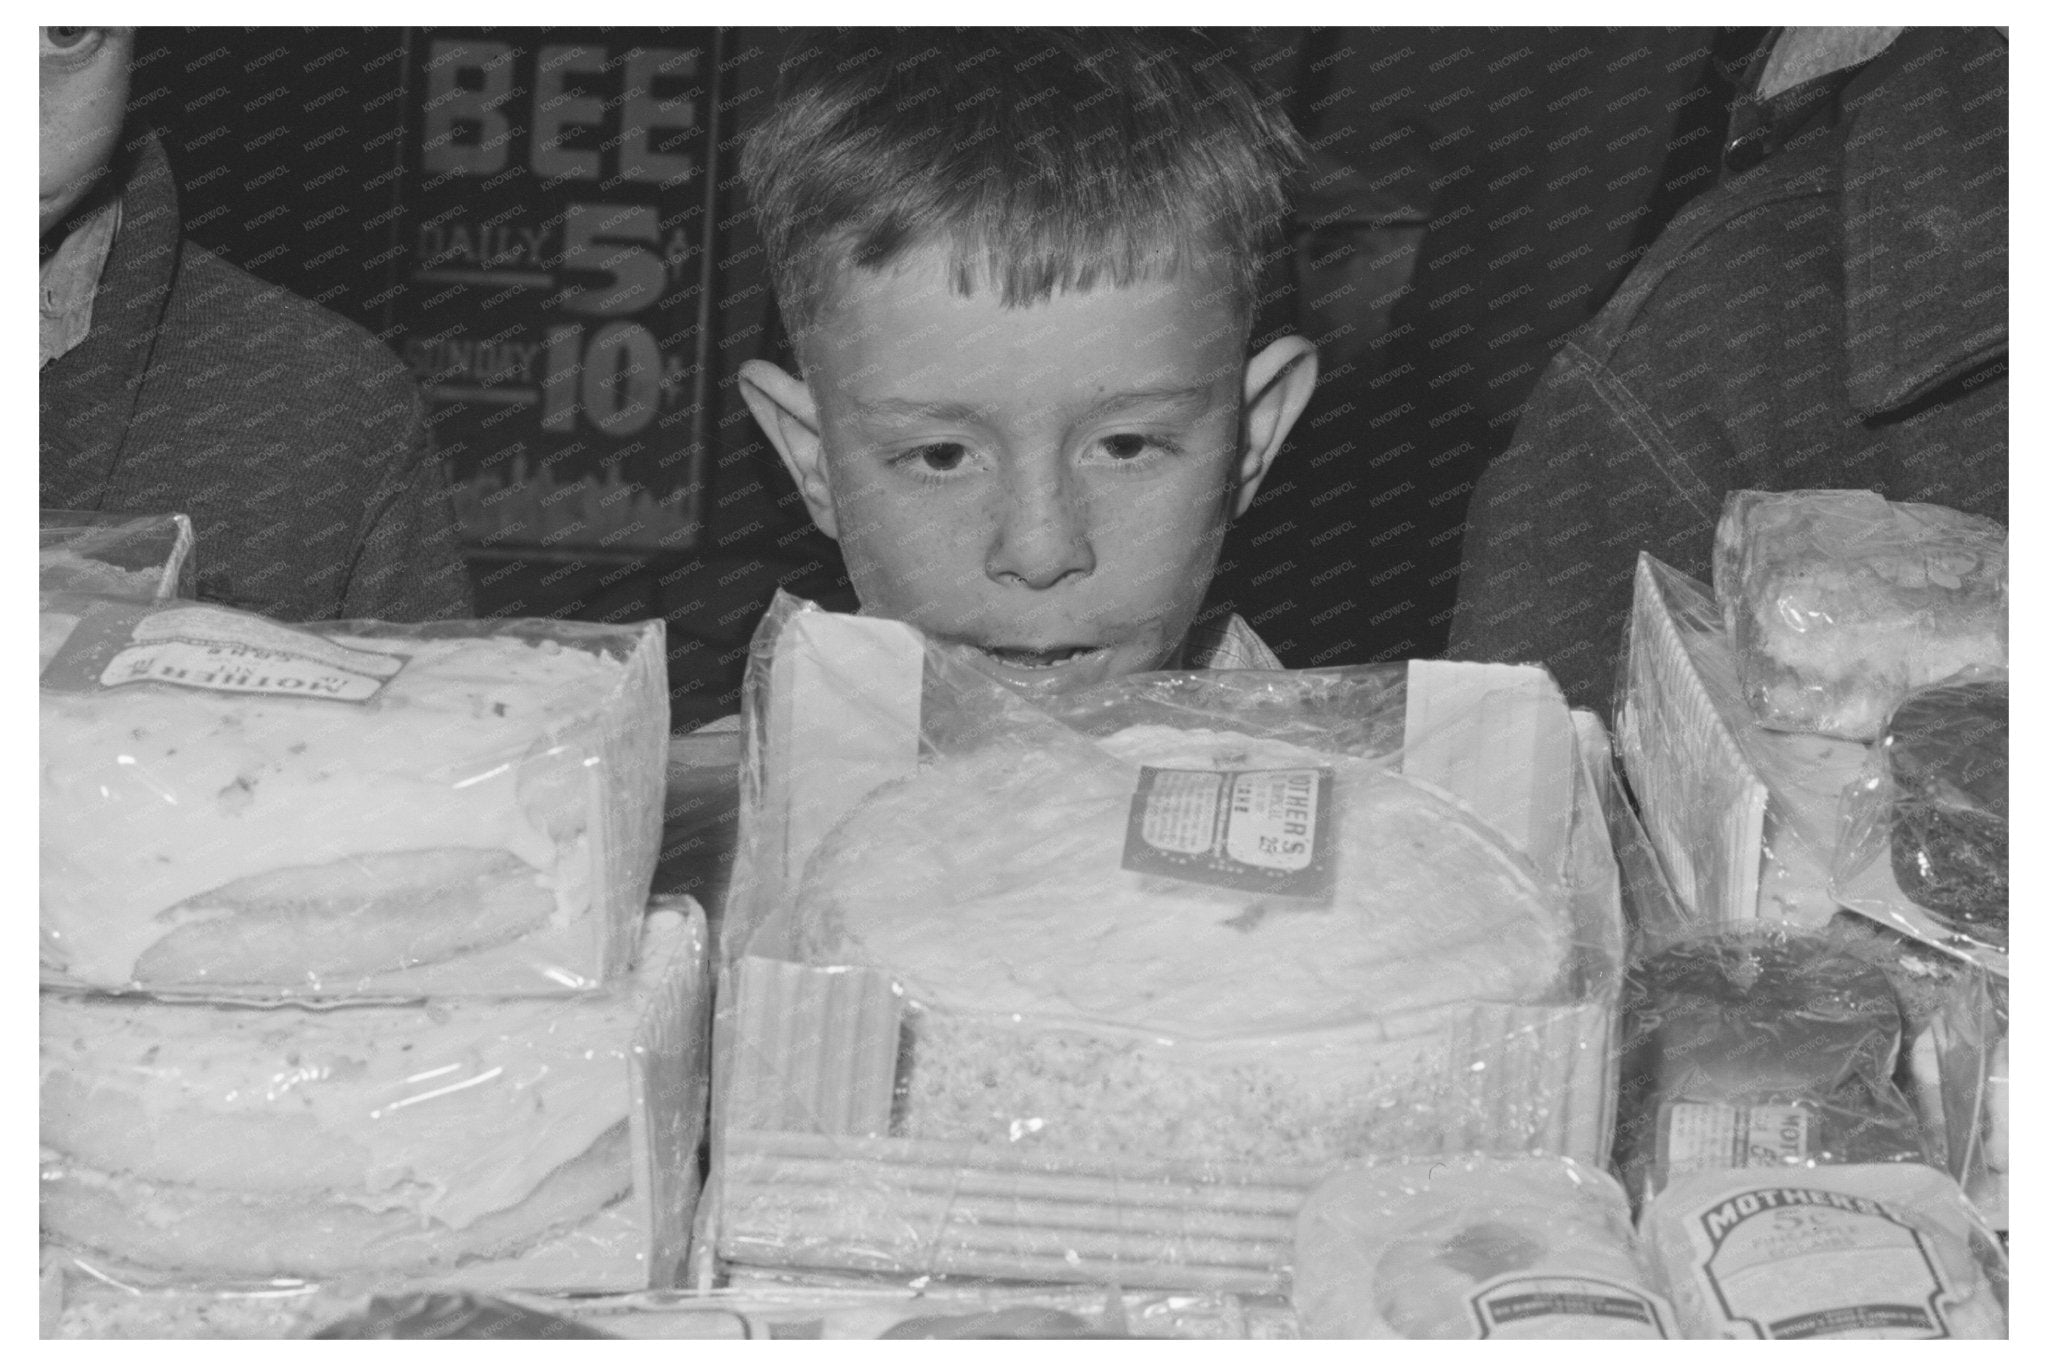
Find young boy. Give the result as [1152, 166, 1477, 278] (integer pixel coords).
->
[737, 29, 1319, 695]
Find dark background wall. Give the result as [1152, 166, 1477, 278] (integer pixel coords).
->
[123, 26, 1757, 727]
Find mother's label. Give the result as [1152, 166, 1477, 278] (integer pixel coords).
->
[41, 600, 404, 703]
[1122, 765, 1336, 899]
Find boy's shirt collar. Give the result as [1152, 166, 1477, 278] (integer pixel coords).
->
[1180, 612, 1284, 671]
[38, 198, 120, 369]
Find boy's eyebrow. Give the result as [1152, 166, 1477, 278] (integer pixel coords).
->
[854, 384, 1215, 425]
[855, 396, 996, 423]
[1073, 384, 1216, 421]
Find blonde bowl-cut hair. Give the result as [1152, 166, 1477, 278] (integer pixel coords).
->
[740, 28, 1308, 355]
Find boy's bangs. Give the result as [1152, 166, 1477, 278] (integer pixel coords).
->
[814, 172, 1244, 324]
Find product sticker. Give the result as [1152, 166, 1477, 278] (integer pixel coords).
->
[1661, 1102, 1810, 1180]
[40, 599, 405, 703]
[1121, 765, 1337, 899]
[1467, 1274, 1670, 1339]
[1691, 1186, 1955, 1338]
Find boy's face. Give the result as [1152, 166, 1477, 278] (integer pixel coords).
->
[40, 27, 132, 239]
[742, 246, 1316, 694]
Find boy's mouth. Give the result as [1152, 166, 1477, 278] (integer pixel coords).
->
[978, 644, 1099, 668]
[960, 641, 1115, 693]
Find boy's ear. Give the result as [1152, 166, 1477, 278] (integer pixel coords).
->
[1232, 336, 1320, 519]
[738, 358, 838, 540]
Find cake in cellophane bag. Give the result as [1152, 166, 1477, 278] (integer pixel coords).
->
[711, 596, 1625, 1293]
[40, 902, 707, 1291]
[800, 723, 1574, 1166]
[39, 595, 666, 998]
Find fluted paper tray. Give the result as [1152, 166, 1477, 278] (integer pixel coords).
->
[1617, 553, 1875, 931]
[703, 676, 1625, 1296]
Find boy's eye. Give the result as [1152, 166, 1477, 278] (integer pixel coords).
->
[42, 27, 103, 53]
[1100, 434, 1152, 461]
[904, 442, 969, 473]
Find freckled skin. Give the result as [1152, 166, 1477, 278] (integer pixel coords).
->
[740, 246, 1318, 692]
[40, 27, 133, 241]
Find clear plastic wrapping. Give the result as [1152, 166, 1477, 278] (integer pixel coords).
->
[1639, 1163, 2007, 1338]
[38, 594, 668, 998]
[1292, 1157, 1671, 1338]
[1924, 968, 2008, 1231]
[1832, 670, 2007, 971]
[1711, 489, 2007, 742]
[1614, 926, 1929, 1207]
[655, 729, 744, 940]
[709, 592, 1626, 1293]
[1617, 552, 1872, 930]
[40, 508, 195, 602]
[43, 1252, 1297, 1339]
[311, 1293, 614, 1338]
[39, 901, 709, 1292]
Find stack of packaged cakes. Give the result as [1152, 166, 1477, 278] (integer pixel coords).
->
[38, 523, 707, 1332]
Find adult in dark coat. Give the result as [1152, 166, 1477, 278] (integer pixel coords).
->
[40, 26, 471, 623]
[1448, 27, 2007, 713]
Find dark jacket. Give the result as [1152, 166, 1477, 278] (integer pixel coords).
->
[1447, 27, 2008, 713]
[40, 132, 473, 623]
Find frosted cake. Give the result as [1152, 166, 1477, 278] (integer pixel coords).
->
[39, 601, 664, 995]
[40, 909, 693, 1280]
[798, 725, 1577, 1164]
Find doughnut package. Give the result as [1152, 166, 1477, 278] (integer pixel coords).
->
[1292, 1157, 1672, 1338]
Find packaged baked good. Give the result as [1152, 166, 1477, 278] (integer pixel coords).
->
[1640, 1163, 2006, 1338]
[40, 902, 707, 1289]
[313, 1293, 615, 1339]
[1293, 1157, 1672, 1339]
[1885, 677, 2007, 923]
[1615, 927, 1928, 1205]
[1712, 488, 2006, 741]
[710, 594, 1625, 1293]
[40, 509, 195, 602]
[1923, 968, 2008, 1231]
[1616, 553, 1869, 935]
[39, 595, 666, 997]
[1832, 671, 2007, 966]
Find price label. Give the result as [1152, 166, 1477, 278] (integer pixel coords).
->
[1121, 765, 1336, 900]
[1662, 1101, 1810, 1181]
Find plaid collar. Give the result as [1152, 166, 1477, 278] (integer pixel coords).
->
[1181, 612, 1284, 671]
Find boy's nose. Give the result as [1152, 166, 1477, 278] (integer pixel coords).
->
[985, 469, 1096, 590]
